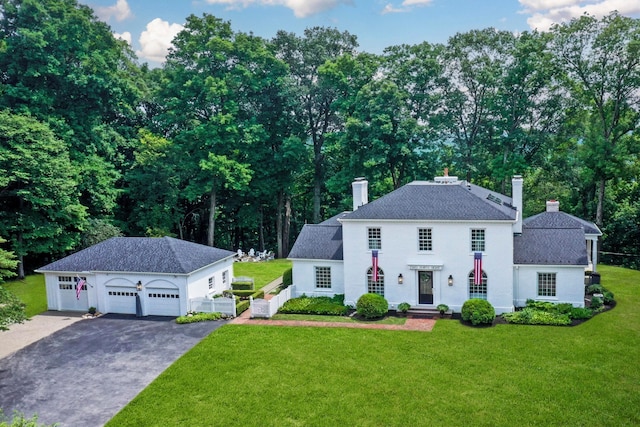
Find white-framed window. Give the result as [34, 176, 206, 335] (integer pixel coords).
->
[468, 270, 488, 300]
[367, 267, 385, 296]
[58, 276, 73, 283]
[208, 277, 214, 290]
[471, 229, 485, 252]
[222, 271, 228, 287]
[418, 228, 433, 251]
[538, 273, 556, 297]
[368, 227, 381, 250]
[315, 266, 331, 289]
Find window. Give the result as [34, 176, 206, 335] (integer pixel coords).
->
[538, 273, 556, 297]
[471, 229, 485, 252]
[468, 270, 488, 300]
[368, 228, 381, 250]
[58, 276, 72, 283]
[315, 267, 331, 289]
[208, 277, 214, 290]
[222, 271, 228, 287]
[418, 228, 432, 251]
[367, 267, 385, 296]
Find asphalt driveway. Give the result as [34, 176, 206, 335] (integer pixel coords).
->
[0, 314, 227, 426]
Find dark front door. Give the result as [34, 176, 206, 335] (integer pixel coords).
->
[418, 271, 433, 304]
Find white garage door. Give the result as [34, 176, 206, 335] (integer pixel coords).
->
[58, 278, 89, 311]
[146, 288, 180, 316]
[106, 286, 137, 314]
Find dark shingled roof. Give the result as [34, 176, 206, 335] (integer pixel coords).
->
[342, 181, 516, 221]
[319, 212, 350, 226]
[514, 228, 588, 265]
[37, 237, 236, 274]
[288, 224, 343, 261]
[523, 211, 601, 235]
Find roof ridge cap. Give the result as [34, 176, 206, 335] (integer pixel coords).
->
[164, 237, 189, 273]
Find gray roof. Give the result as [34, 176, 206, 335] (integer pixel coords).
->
[37, 237, 236, 274]
[342, 181, 516, 221]
[288, 224, 343, 261]
[319, 212, 350, 226]
[514, 228, 588, 265]
[523, 211, 601, 235]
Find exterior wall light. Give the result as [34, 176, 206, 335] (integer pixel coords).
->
[398, 274, 404, 284]
[448, 275, 454, 286]
[136, 281, 143, 292]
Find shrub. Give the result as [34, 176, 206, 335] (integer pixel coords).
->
[332, 294, 345, 305]
[236, 300, 250, 315]
[602, 290, 615, 304]
[570, 307, 594, 320]
[436, 304, 449, 313]
[232, 290, 265, 299]
[176, 312, 222, 324]
[461, 299, 495, 326]
[502, 308, 571, 325]
[0, 286, 27, 331]
[586, 284, 604, 295]
[554, 303, 573, 315]
[397, 302, 411, 313]
[232, 281, 254, 291]
[590, 296, 603, 311]
[279, 295, 348, 316]
[282, 268, 293, 287]
[356, 293, 389, 319]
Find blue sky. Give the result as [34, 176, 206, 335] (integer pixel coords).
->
[82, 0, 640, 67]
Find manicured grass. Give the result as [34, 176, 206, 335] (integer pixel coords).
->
[233, 258, 291, 289]
[272, 313, 407, 325]
[107, 265, 640, 426]
[2, 275, 47, 318]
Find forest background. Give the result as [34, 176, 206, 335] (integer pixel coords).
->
[1, 0, 639, 279]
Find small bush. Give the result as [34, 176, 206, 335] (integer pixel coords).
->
[356, 293, 389, 319]
[232, 290, 265, 299]
[461, 299, 495, 326]
[397, 302, 411, 313]
[503, 308, 571, 325]
[602, 290, 615, 304]
[282, 268, 293, 287]
[0, 286, 27, 331]
[236, 300, 250, 315]
[176, 312, 222, 324]
[586, 284, 604, 295]
[279, 295, 348, 316]
[570, 307, 594, 320]
[554, 303, 573, 315]
[590, 296, 603, 310]
[0, 410, 56, 427]
[232, 281, 254, 291]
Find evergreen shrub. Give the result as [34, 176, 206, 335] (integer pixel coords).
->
[356, 293, 388, 319]
[461, 298, 495, 325]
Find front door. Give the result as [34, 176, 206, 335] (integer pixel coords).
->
[418, 271, 433, 304]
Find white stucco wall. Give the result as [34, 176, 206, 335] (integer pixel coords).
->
[291, 259, 344, 297]
[341, 219, 515, 314]
[514, 265, 586, 308]
[186, 256, 235, 300]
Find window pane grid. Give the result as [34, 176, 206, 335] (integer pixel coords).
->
[315, 267, 331, 289]
[471, 229, 485, 252]
[468, 271, 488, 300]
[368, 228, 381, 250]
[538, 273, 556, 297]
[367, 267, 384, 296]
[418, 228, 432, 251]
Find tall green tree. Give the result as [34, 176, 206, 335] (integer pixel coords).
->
[551, 12, 640, 226]
[0, 111, 86, 278]
[273, 27, 359, 223]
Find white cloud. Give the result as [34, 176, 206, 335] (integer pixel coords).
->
[95, 0, 132, 22]
[519, 0, 640, 31]
[136, 18, 184, 64]
[204, 0, 353, 18]
[114, 31, 132, 45]
[380, 0, 433, 15]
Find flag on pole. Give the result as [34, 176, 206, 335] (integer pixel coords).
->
[372, 250, 379, 282]
[473, 252, 482, 285]
[76, 277, 86, 300]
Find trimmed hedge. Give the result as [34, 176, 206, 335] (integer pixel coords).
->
[279, 295, 348, 316]
[232, 281, 254, 291]
[232, 290, 265, 299]
[461, 298, 495, 326]
[236, 300, 250, 315]
[356, 293, 388, 319]
[502, 308, 571, 326]
[282, 268, 293, 287]
[176, 312, 223, 324]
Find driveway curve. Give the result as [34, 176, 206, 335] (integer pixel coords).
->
[0, 314, 226, 427]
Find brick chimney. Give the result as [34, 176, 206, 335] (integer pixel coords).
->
[352, 178, 368, 211]
[512, 175, 523, 234]
[546, 200, 560, 212]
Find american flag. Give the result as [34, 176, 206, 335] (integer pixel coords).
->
[372, 250, 379, 282]
[76, 277, 86, 300]
[473, 252, 482, 285]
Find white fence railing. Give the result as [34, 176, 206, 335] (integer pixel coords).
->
[250, 285, 294, 318]
[189, 296, 236, 317]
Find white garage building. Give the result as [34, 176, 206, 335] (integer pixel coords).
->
[36, 237, 236, 317]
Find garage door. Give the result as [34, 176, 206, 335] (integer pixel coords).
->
[58, 277, 89, 311]
[146, 288, 180, 316]
[106, 286, 137, 314]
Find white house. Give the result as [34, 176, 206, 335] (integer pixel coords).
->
[289, 175, 601, 314]
[36, 237, 236, 317]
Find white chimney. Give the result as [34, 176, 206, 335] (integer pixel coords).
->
[512, 175, 523, 234]
[546, 200, 560, 212]
[352, 178, 368, 211]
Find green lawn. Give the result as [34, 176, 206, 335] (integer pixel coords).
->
[233, 258, 291, 289]
[107, 265, 640, 426]
[2, 275, 46, 318]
